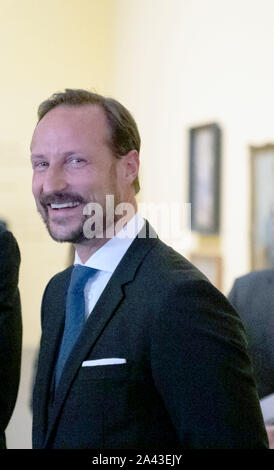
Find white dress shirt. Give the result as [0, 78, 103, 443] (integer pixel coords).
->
[74, 212, 145, 319]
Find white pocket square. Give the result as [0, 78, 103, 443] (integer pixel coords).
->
[82, 358, 127, 367]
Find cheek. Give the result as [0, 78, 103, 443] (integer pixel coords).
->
[32, 175, 42, 199]
[77, 172, 110, 193]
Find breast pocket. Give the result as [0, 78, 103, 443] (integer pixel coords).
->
[78, 361, 131, 381]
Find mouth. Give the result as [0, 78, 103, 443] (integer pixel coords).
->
[46, 201, 83, 217]
[49, 202, 81, 210]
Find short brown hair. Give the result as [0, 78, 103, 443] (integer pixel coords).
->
[37, 89, 141, 193]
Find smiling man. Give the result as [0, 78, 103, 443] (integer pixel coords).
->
[31, 99, 139, 259]
[31, 89, 268, 449]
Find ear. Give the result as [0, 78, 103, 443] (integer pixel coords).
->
[121, 149, 139, 185]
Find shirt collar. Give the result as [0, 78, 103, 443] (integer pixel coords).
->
[74, 212, 145, 273]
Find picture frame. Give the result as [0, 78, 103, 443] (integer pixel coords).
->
[190, 253, 222, 291]
[250, 144, 274, 270]
[189, 123, 221, 234]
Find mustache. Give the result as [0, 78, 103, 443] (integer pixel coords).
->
[40, 192, 86, 207]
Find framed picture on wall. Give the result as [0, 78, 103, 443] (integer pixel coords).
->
[190, 253, 222, 291]
[250, 144, 274, 270]
[189, 123, 221, 234]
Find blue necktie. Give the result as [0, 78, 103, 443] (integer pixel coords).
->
[54, 264, 97, 389]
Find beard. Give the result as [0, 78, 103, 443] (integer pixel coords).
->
[41, 213, 88, 244]
[37, 187, 123, 244]
[37, 190, 89, 243]
[38, 207, 88, 244]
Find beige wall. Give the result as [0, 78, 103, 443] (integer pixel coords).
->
[0, 0, 115, 348]
[3, 0, 274, 447]
[2, 0, 274, 349]
[109, 0, 274, 293]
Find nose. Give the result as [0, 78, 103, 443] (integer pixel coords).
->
[42, 164, 68, 195]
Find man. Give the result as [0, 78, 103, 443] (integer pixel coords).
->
[31, 89, 267, 449]
[228, 269, 274, 447]
[0, 225, 22, 448]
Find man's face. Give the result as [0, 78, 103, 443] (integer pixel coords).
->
[31, 104, 129, 243]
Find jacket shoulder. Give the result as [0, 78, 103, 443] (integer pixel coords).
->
[236, 269, 274, 285]
[43, 266, 73, 299]
[142, 238, 209, 284]
[41, 266, 73, 325]
[230, 269, 274, 298]
[47, 266, 73, 286]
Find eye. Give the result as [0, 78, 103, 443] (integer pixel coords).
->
[67, 157, 86, 167]
[32, 161, 49, 170]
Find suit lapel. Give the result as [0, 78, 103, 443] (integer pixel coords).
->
[34, 266, 73, 448]
[44, 222, 158, 447]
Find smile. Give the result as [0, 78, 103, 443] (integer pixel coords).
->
[50, 202, 81, 210]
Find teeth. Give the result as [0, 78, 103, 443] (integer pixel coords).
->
[50, 202, 80, 209]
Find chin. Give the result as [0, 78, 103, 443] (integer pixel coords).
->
[47, 223, 86, 244]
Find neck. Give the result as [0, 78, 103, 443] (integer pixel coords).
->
[74, 201, 138, 264]
[75, 238, 110, 264]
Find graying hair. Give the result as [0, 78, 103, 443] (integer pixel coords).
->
[37, 89, 141, 193]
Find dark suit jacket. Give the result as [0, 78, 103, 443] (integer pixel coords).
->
[0, 230, 22, 448]
[228, 269, 274, 399]
[33, 225, 268, 449]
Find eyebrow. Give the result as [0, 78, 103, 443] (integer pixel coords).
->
[31, 153, 44, 160]
[30, 154, 45, 165]
[30, 151, 83, 161]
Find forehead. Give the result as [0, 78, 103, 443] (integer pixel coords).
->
[31, 104, 110, 151]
